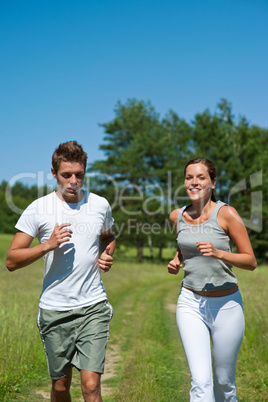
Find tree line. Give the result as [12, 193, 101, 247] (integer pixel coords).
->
[1, 98, 267, 262]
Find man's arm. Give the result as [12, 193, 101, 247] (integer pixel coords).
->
[98, 229, 116, 273]
[6, 223, 72, 271]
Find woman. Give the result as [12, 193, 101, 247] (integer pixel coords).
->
[168, 158, 257, 402]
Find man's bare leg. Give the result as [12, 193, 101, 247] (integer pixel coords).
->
[80, 370, 102, 402]
[51, 369, 72, 402]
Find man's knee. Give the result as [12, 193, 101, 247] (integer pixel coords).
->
[51, 373, 72, 400]
[81, 371, 101, 398]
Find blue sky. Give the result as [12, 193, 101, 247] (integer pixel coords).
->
[1, 0, 267, 187]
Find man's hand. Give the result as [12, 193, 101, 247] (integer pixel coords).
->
[167, 258, 183, 275]
[98, 245, 113, 273]
[46, 223, 72, 251]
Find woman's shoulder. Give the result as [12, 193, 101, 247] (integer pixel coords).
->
[218, 202, 240, 218]
[217, 203, 243, 229]
[169, 206, 188, 228]
[169, 208, 180, 226]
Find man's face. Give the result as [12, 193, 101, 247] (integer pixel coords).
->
[51, 161, 85, 203]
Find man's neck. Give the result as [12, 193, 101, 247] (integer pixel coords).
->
[55, 189, 85, 204]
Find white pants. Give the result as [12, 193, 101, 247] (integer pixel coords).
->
[177, 287, 245, 402]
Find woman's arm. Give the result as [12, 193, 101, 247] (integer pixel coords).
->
[167, 209, 184, 275]
[167, 247, 184, 275]
[196, 205, 257, 270]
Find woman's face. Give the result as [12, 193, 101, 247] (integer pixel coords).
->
[184, 162, 215, 202]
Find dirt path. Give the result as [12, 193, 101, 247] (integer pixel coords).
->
[101, 342, 121, 397]
[165, 303, 177, 313]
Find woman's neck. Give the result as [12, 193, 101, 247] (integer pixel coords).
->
[189, 197, 216, 220]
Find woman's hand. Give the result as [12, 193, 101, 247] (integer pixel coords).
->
[167, 258, 183, 275]
[196, 241, 221, 258]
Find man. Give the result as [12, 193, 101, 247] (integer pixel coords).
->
[6, 141, 116, 402]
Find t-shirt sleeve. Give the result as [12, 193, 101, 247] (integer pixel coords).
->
[101, 202, 114, 234]
[15, 202, 38, 238]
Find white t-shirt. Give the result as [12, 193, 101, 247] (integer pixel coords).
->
[15, 191, 114, 310]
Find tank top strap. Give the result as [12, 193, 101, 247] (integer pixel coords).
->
[177, 201, 228, 227]
[177, 205, 190, 227]
[209, 201, 228, 223]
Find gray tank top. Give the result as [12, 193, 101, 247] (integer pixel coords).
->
[177, 201, 238, 291]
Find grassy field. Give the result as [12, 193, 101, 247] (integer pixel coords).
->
[0, 234, 267, 401]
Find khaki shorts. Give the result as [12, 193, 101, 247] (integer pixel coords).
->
[36, 300, 113, 379]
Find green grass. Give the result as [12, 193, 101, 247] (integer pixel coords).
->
[0, 234, 267, 401]
[0, 235, 48, 400]
[101, 261, 190, 401]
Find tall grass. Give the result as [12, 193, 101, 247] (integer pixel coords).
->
[0, 235, 48, 400]
[102, 262, 268, 402]
[235, 267, 268, 400]
[0, 234, 267, 401]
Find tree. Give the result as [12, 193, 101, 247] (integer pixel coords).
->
[190, 99, 268, 262]
[0, 181, 52, 233]
[88, 99, 191, 261]
[1, 98, 266, 263]
[90, 98, 268, 263]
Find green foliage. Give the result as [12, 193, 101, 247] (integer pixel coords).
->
[191, 99, 268, 261]
[0, 182, 52, 234]
[88, 98, 268, 263]
[89, 99, 192, 261]
[0, 98, 267, 262]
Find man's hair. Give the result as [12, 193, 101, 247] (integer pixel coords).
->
[52, 141, 88, 173]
